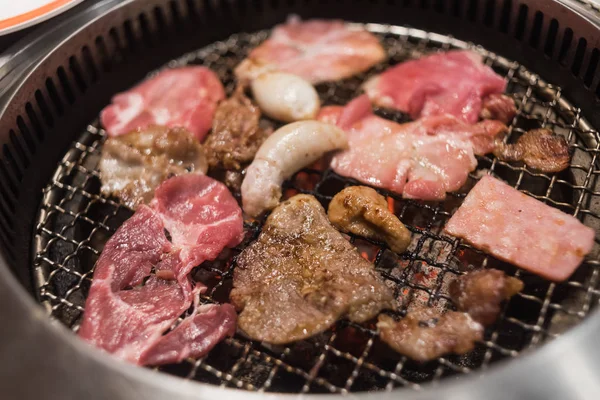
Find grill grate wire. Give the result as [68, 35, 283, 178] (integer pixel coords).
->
[32, 24, 600, 393]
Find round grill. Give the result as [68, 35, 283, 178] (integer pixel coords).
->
[32, 24, 600, 393]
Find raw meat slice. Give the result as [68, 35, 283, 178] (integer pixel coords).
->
[151, 174, 244, 277]
[235, 17, 386, 84]
[231, 194, 395, 344]
[100, 66, 225, 140]
[444, 176, 595, 281]
[318, 95, 506, 200]
[140, 303, 237, 365]
[80, 175, 243, 365]
[363, 50, 510, 123]
[78, 206, 191, 363]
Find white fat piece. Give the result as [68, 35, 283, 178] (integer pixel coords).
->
[251, 72, 320, 123]
[241, 121, 348, 218]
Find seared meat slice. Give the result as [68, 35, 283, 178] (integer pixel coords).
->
[328, 186, 411, 253]
[231, 194, 395, 344]
[99, 126, 208, 209]
[204, 87, 270, 171]
[493, 128, 571, 173]
[480, 94, 517, 124]
[377, 309, 484, 362]
[449, 269, 523, 325]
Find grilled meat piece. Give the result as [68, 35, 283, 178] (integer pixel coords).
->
[328, 186, 411, 253]
[449, 269, 523, 325]
[493, 128, 571, 173]
[99, 126, 208, 209]
[377, 309, 484, 361]
[480, 93, 517, 124]
[204, 87, 270, 171]
[231, 194, 395, 344]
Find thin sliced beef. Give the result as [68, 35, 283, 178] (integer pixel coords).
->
[449, 269, 523, 325]
[235, 17, 386, 84]
[231, 194, 395, 344]
[318, 95, 506, 200]
[79, 175, 243, 365]
[78, 206, 191, 363]
[101, 66, 225, 140]
[140, 303, 237, 365]
[99, 125, 208, 209]
[377, 309, 484, 361]
[151, 174, 244, 277]
[444, 176, 595, 281]
[363, 50, 512, 123]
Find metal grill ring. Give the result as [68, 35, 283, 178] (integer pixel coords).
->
[32, 24, 600, 394]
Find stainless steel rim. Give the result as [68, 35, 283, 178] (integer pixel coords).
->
[1, 0, 600, 399]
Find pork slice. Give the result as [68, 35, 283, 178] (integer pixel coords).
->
[444, 176, 595, 281]
[78, 206, 191, 363]
[235, 17, 386, 84]
[139, 303, 237, 365]
[80, 175, 244, 365]
[231, 194, 395, 344]
[363, 50, 509, 123]
[151, 174, 244, 278]
[100, 66, 225, 140]
[320, 96, 506, 201]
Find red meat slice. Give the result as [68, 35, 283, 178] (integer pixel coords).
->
[78, 206, 191, 363]
[363, 50, 508, 123]
[235, 17, 386, 84]
[318, 95, 506, 200]
[151, 174, 245, 279]
[444, 176, 595, 281]
[139, 303, 237, 365]
[100, 66, 225, 141]
[79, 175, 243, 365]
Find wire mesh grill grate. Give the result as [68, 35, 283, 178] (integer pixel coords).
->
[32, 24, 600, 393]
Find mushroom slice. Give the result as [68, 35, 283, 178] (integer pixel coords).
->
[328, 186, 411, 253]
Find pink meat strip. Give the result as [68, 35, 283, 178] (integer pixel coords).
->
[79, 174, 243, 365]
[444, 176, 595, 281]
[318, 95, 506, 200]
[234, 17, 386, 84]
[140, 303, 237, 365]
[363, 50, 506, 123]
[100, 66, 225, 141]
[151, 174, 245, 279]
